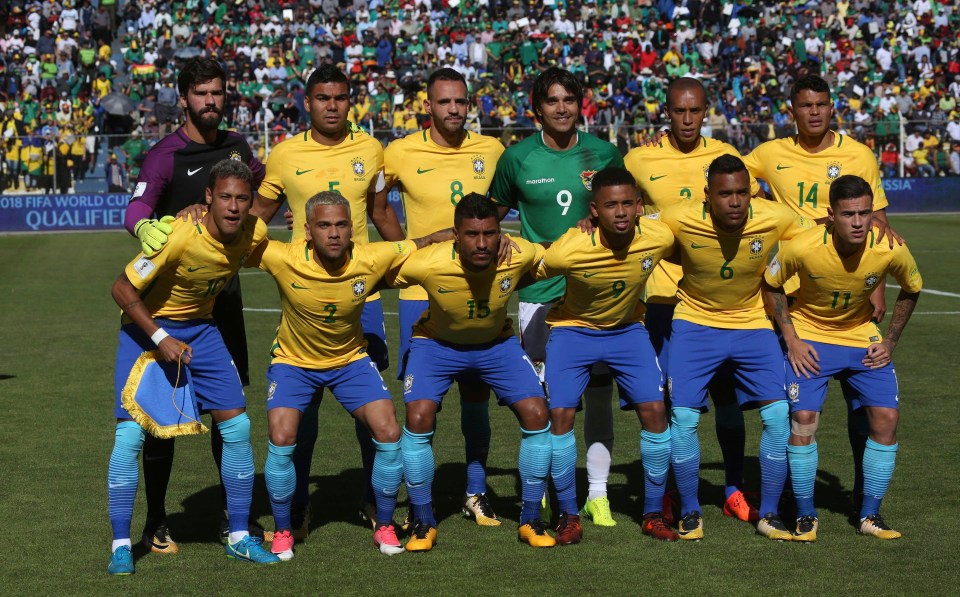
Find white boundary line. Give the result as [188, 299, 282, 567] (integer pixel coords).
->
[890, 284, 960, 299]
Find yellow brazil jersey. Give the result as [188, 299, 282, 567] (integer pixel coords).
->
[624, 136, 759, 305]
[384, 130, 505, 301]
[659, 200, 812, 329]
[742, 132, 888, 220]
[535, 219, 675, 329]
[259, 129, 383, 244]
[123, 216, 267, 322]
[764, 225, 922, 348]
[246, 238, 416, 369]
[392, 237, 545, 345]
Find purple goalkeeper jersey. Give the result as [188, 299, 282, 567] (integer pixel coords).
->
[124, 128, 266, 233]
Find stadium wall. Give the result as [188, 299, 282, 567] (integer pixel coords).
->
[0, 178, 954, 233]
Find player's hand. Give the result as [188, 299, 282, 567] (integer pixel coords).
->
[874, 220, 904, 249]
[176, 204, 205, 223]
[785, 337, 820, 378]
[862, 340, 893, 369]
[645, 129, 669, 146]
[284, 209, 294, 230]
[134, 216, 175, 256]
[869, 286, 887, 323]
[158, 337, 192, 365]
[576, 215, 596, 234]
[498, 233, 520, 266]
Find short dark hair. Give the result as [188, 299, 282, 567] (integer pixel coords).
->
[791, 75, 831, 102]
[666, 77, 706, 108]
[427, 67, 467, 95]
[532, 67, 582, 120]
[207, 159, 253, 191]
[177, 57, 226, 96]
[305, 64, 349, 95]
[829, 174, 873, 207]
[454, 193, 499, 228]
[591, 167, 636, 196]
[707, 154, 748, 185]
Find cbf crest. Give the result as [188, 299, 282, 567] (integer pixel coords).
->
[351, 277, 367, 298]
[580, 170, 597, 191]
[749, 236, 764, 257]
[864, 272, 880, 289]
[472, 155, 486, 178]
[498, 275, 513, 296]
[229, 150, 242, 161]
[827, 161, 842, 180]
[403, 374, 414, 393]
[788, 382, 800, 402]
[351, 157, 366, 179]
[640, 254, 655, 273]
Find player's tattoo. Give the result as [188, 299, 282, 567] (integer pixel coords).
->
[884, 290, 919, 345]
[122, 299, 144, 311]
[762, 283, 792, 327]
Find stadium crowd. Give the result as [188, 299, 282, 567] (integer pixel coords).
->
[1, 0, 960, 191]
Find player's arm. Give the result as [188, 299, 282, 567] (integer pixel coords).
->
[367, 171, 405, 241]
[111, 273, 192, 364]
[863, 289, 919, 369]
[124, 151, 174, 256]
[761, 278, 819, 378]
[871, 208, 903, 248]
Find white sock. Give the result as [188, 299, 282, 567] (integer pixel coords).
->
[228, 530, 250, 544]
[583, 385, 614, 499]
[112, 538, 132, 553]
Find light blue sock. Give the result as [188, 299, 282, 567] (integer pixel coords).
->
[401, 426, 436, 526]
[861, 439, 898, 519]
[265, 441, 296, 531]
[714, 402, 746, 498]
[108, 422, 145, 540]
[787, 442, 818, 518]
[217, 413, 254, 534]
[461, 400, 491, 495]
[551, 430, 578, 515]
[292, 400, 319, 508]
[372, 438, 402, 525]
[356, 419, 376, 503]
[641, 428, 671, 515]
[519, 423, 551, 524]
[758, 401, 789, 516]
[670, 407, 702, 516]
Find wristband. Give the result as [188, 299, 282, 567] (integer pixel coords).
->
[151, 328, 170, 346]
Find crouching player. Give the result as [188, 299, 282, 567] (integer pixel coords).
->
[762, 175, 922, 541]
[393, 194, 555, 550]
[537, 167, 679, 544]
[106, 160, 276, 575]
[246, 191, 449, 559]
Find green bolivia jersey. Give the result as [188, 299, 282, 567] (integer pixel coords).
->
[489, 131, 624, 303]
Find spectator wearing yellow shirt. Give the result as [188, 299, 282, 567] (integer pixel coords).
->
[93, 72, 112, 97]
[913, 147, 935, 177]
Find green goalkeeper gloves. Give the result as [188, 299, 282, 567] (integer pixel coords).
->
[134, 216, 175, 257]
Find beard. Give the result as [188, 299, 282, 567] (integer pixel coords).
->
[187, 104, 222, 132]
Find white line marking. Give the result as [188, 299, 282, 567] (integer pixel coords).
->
[890, 284, 960, 299]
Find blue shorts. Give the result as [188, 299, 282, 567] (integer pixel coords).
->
[667, 320, 786, 411]
[402, 336, 545, 406]
[265, 358, 391, 414]
[786, 341, 899, 412]
[545, 324, 663, 410]
[114, 319, 245, 418]
[644, 303, 675, 365]
[361, 299, 389, 372]
[397, 299, 429, 379]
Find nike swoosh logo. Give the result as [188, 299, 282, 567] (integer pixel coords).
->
[776, 164, 792, 170]
[649, 174, 667, 181]
[290, 282, 308, 290]
[690, 242, 710, 249]
[417, 167, 436, 174]
[238, 471, 254, 479]
[187, 167, 203, 176]
[296, 168, 315, 176]
[187, 266, 206, 272]
[672, 456, 695, 464]
[808, 274, 825, 279]
[765, 454, 787, 461]
[437, 288, 455, 294]
[583, 272, 597, 278]
[108, 482, 125, 489]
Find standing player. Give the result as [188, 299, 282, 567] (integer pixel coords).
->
[248, 192, 448, 559]
[762, 175, 921, 541]
[661, 155, 811, 541]
[123, 57, 266, 552]
[624, 77, 761, 524]
[393, 194, 555, 550]
[107, 160, 277, 575]
[250, 64, 404, 536]
[536, 168, 678, 544]
[489, 67, 625, 527]
[383, 68, 506, 526]
[743, 74, 903, 511]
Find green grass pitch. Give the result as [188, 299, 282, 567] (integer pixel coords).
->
[1, 216, 958, 594]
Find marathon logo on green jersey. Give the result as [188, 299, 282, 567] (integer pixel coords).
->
[525, 178, 556, 184]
